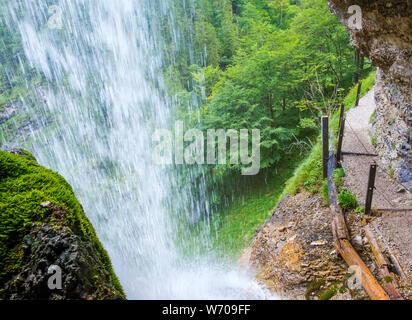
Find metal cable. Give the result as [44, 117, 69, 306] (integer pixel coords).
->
[345, 119, 411, 194]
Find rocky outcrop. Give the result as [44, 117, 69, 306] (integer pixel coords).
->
[0, 104, 17, 125]
[0, 150, 125, 300]
[328, 0, 412, 187]
[240, 193, 369, 300]
[2, 203, 125, 300]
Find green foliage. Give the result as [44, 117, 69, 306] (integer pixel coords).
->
[338, 188, 357, 211]
[281, 70, 376, 196]
[183, 153, 306, 257]
[160, 0, 373, 183]
[282, 140, 323, 196]
[0, 151, 124, 295]
[334, 168, 345, 188]
[322, 179, 329, 206]
[354, 206, 364, 214]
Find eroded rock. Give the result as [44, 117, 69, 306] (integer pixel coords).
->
[328, 0, 412, 187]
[240, 193, 350, 300]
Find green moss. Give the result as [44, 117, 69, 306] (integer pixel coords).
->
[319, 284, 338, 300]
[339, 285, 348, 294]
[384, 276, 393, 284]
[0, 151, 124, 296]
[305, 280, 326, 300]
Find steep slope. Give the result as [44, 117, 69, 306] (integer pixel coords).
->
[0, 150, 125, 300]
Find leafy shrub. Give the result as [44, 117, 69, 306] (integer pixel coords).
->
[338, 188, 357, 211]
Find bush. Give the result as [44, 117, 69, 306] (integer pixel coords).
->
[338, 188, 357, 211]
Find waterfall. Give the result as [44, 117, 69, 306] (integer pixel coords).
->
[3, 0, 275, 299]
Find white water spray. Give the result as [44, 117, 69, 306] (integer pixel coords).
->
[4, 0, 276, 299]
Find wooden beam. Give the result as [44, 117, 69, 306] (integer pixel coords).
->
[327, 152, 390, 300]
[335, 239, 390, 300]
[364, 226, 403, 300]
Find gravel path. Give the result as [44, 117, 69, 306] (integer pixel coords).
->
[341, 87, 412, 280]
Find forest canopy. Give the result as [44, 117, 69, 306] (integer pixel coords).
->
[160, 0, 370, 176]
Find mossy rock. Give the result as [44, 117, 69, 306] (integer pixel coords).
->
[0, 150, 125, 299]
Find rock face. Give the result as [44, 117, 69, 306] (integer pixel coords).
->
[0, 150, 125, 300]
[0, 104, 17, 125]
[240, 193, 361, 300]
[2, 203, 124, 300]
[328, 0, 412, 187]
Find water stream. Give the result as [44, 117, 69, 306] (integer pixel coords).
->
[3, 0, 275, 300]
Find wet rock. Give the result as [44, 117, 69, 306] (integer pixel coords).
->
[329, 0, 412, 187]
[0, 203, 125, 300]
[240, 193, 349, 300]
[353, 235, 363, 247]
[0, 104, 17, 124]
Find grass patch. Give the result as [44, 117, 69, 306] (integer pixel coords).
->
[343, 70, 377, 109]
[199, 152, 307, 258]
[369, 110, 377, 124]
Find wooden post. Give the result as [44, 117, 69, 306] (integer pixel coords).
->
[322, 116, 329, 180]
[336, 104, 345, 166]
[355, 81, 363, 107]
[365, 163, 377, 215]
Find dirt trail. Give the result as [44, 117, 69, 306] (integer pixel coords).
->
[342, 87, 412, 281]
